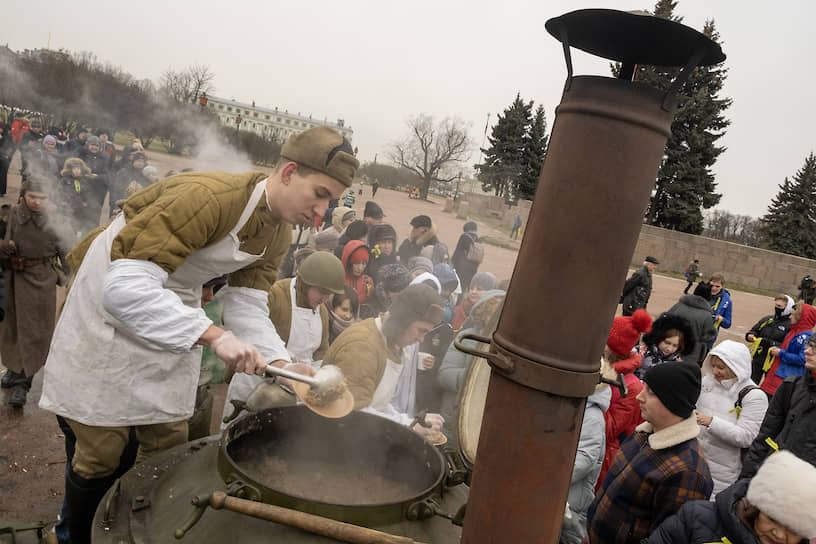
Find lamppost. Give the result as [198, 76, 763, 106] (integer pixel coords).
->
[235, 115, 242, 134]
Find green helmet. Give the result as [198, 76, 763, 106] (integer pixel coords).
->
[297, 251, 346, 294]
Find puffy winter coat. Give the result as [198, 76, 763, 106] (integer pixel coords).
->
[598, 353, 644, 490]
[746, 300, 793, 383]
[561, 387, 611, 544]
[644, 479, 762, 544]
[740, 371, 816, 479]
[697, 341, 768, 498]
[760, 304, 816, 396]
[667, 295, 717, 366]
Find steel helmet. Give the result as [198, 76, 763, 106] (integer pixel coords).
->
[297, 251, 345, 294]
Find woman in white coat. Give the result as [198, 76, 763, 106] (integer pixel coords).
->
[694, 340, 768, 498]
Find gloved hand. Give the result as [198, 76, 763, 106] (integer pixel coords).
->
[210, 331, 266, 375]
[419, 352, 435, 371]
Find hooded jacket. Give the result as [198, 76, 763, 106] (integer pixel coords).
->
[697, 341, 768, 497]
[636, 313, 697, 379]
[341, 240, 373, 304]
[760, 304, 816, 396]
[598, 352, 645, 490]
[562, 386, 612, 544]
[746, 296, 794, 383]
[397, 220, 439, 262]
[667, 295, 718, 366]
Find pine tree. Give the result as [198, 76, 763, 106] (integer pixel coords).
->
[632, 2, 731, 234]
[476, 93, 532, 199]
[518, 105, 549, 200]
[761, 153, 816, 258]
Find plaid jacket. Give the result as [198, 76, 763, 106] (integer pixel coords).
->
[587, 417, 713, 544]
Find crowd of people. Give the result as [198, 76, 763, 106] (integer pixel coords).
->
[1, 115, 815, 544]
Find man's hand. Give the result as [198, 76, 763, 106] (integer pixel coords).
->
[210, 331, 267, 375]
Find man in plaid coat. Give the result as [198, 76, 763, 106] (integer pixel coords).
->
[587, 362, 713, 544]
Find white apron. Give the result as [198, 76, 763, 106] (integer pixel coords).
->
[40, 180, 268, 426]
[286, 277, 324, 368]
[360, 317, 411, 425]
[222, 276, 324, 424]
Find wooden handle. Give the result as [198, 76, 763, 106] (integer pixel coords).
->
[209, 491, 425, 544]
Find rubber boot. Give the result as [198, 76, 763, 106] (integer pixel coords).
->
[65, 469, 117, 544]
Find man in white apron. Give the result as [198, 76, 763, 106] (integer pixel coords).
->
[321, 283, 445, 438]
[222, 251, 346, 427]
[38, 126, 358, 544]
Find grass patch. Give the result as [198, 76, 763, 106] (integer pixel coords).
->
[113, 130, 183, 155]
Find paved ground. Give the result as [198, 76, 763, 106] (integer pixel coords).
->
[0, 149, 777, 524]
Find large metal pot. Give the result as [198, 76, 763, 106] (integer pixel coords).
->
[92, 406, 466, 543]
[217, 406, 448, 526]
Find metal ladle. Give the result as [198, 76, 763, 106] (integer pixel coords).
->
[263, 363, 344, 392]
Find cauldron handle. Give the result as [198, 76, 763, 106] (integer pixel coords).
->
[174, 491, 428, 544]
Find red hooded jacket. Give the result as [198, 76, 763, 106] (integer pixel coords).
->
[596, 352, 645, 491]
[341, 240, 373, 304]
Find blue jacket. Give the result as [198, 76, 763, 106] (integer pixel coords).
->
[775, 330, 814, 379]
[709, 289, 732, 337]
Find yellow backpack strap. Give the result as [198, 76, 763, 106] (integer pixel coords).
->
[703, 538, 733, 544]
[765, 437, 780, 453]
[749, 336, 762, 357]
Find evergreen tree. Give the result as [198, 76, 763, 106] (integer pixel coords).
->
[631, 1, 731, 234]
[518, 105, 549, 200]
[761, 153, 816, 258]
[476, 93, 531, 199]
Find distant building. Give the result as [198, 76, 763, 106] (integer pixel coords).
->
[204, 95, 353, 143]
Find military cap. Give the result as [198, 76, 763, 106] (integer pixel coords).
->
[281, 126, 359, 188]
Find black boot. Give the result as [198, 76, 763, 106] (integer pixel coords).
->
[1, 369, 24, 388]
[8, 384, 27, 407]
[65, 469, 117, 544]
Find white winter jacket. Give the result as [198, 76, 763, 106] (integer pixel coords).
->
[697, 340, 769, 498]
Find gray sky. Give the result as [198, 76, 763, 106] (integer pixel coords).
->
[4, 1, 814, 218]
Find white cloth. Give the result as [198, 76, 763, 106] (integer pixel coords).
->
[40, 179, 273, 426]
[286, 277, 323, 368]
[391, 343, 419, 417]
[698, 340, 769, 498]
[361, 317, 413, 425]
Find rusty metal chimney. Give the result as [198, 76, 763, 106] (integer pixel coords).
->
[460, 9, 724, 543]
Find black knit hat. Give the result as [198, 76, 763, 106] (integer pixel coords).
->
[364, 201, 384, 219]
[410, 215, 432, 228]
[643, 362, 701, 418]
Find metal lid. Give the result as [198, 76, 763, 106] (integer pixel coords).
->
[458, 354, 491, 467]
[545, 9, 725, 67]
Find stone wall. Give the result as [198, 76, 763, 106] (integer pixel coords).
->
[631, 225, 815, 294]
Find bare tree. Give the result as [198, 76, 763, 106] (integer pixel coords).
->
[160, 64, 215, 104]
[389, 114, 473, 199]
[703, 209, 766, 247]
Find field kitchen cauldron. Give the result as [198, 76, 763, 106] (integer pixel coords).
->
[90, 406, 468, 543]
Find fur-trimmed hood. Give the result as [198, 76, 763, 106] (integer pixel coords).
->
[636, 415, 700, 450]
[642, 312, 697, 357]
[415, 221, 438, 246]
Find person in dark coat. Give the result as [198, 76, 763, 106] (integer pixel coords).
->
[397, 215, 439, 263]
[63, 127, 90, 155]
[366, 223, 398, 283]
[77, 135, 112, 218]
[739, 335, 816, 479]
[646, 451, 816, 544]
[109, 151, 148, 214]
[587, 362, 713, 544]
[799, 275, 815, 305]
[0, 121, 12, 196]
[620, 256, 658, 316]
[451, 221, 481, 292]
[746, 295, 794, 384]
[665, 282, 717, 366]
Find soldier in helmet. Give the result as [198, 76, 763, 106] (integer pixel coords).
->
[221, 251, 347, 425]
